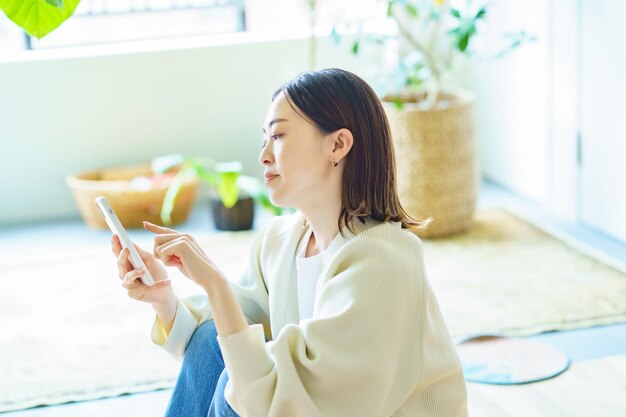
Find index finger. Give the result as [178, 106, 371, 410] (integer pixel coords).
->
[143, 221, 179, 235]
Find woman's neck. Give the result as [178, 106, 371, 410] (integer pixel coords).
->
[300, 202, 342, 258]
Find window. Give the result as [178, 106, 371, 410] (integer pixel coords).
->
[0, 0, 385, 58]
[4, 0, 245, 51]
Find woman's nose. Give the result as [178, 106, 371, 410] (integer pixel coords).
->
[259, 144, 274, 166]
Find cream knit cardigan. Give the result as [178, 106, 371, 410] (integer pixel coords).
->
[152, 212, 468, 417]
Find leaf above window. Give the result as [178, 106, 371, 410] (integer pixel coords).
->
[0, 0, 81, 39]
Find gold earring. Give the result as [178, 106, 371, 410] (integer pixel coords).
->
[330, 159, 338, 167]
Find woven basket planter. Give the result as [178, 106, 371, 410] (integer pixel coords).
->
[66, 163, 199, 230]
[383, 89, 477, 238]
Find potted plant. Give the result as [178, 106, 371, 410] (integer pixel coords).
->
[153, 154, 285, 231]
[335, 0, 532, 238]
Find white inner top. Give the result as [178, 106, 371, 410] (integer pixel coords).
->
[295, 226, 356, 321]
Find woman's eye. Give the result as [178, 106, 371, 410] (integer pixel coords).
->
[261, 134, 282, 149]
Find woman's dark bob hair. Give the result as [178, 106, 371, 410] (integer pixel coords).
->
[272, 68, 430, 234]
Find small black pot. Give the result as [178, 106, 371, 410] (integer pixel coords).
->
[210, 195, 255, 231]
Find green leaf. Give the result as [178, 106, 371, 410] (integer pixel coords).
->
[196, 166, 218, 187]
[0, 0, 81, 39]
[463, 23, 477, 51]
[217, 171, 240, 208]
[405, 73, 421, 89]
[450, 8, 461, 18]
[475, 6, 487, 19]
[405, 4, 418, 17]
[214, 162, 242, 208]
[181, 157, 218, 186]
[457, 31, 470, 52]
[160, 165, 196, 226]
[351, 40, 360, 55]
[392, 96, 405, 110]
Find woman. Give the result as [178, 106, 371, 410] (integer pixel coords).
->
[112, 68, 468, 417]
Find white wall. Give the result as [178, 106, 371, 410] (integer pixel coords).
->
[0, 32, 379, 226]
[472, 0, 552, 205]
[547, 0, 579, 223]
[579, 0, 626, 242]
[474, 0, 626, 244]
[472, 0, 589, 226]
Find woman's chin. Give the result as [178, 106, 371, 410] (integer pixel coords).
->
[267, 193, 287, 209]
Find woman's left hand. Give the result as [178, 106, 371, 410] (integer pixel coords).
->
[143, 221, 225, 290]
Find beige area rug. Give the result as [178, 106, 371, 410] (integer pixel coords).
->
[423, 209, 626, 340]
[1, 208, 626, 412]
[0, 231, 256, 413]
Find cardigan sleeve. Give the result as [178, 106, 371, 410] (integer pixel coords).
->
[217, 240, 428, 417]
[151, 228, 271, 361]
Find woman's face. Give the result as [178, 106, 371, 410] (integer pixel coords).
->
[259, 92, 336, 210]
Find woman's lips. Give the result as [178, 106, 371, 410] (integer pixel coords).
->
[264, 174, 279, 184]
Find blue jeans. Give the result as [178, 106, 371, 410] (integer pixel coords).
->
[165, 320, 240, 417]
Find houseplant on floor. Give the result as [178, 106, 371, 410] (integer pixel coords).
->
[338, 0, 532, 237]
[154, 154, 285, 231]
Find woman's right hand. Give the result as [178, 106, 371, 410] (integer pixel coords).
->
[111, 234, 176, 307]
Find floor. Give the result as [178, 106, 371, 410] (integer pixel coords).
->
[2, 181, 626, 416]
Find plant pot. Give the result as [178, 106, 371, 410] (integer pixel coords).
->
[383, 89, 477, 238]
[66, 163, 199, 229]
[210, 195, 255, 231]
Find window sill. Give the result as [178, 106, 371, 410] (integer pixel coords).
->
[0, 28, 328, 64]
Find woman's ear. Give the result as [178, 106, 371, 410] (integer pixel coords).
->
[330, 128, 354, 163]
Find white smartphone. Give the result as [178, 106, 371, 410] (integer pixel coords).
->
[95, 196, 155, 286]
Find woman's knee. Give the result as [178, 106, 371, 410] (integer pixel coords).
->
[193, 319, 218, 340]
[185, 320, 221, 362]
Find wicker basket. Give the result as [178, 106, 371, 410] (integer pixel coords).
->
[383, 89, 477, 238]
[66, 163, 199, 230]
